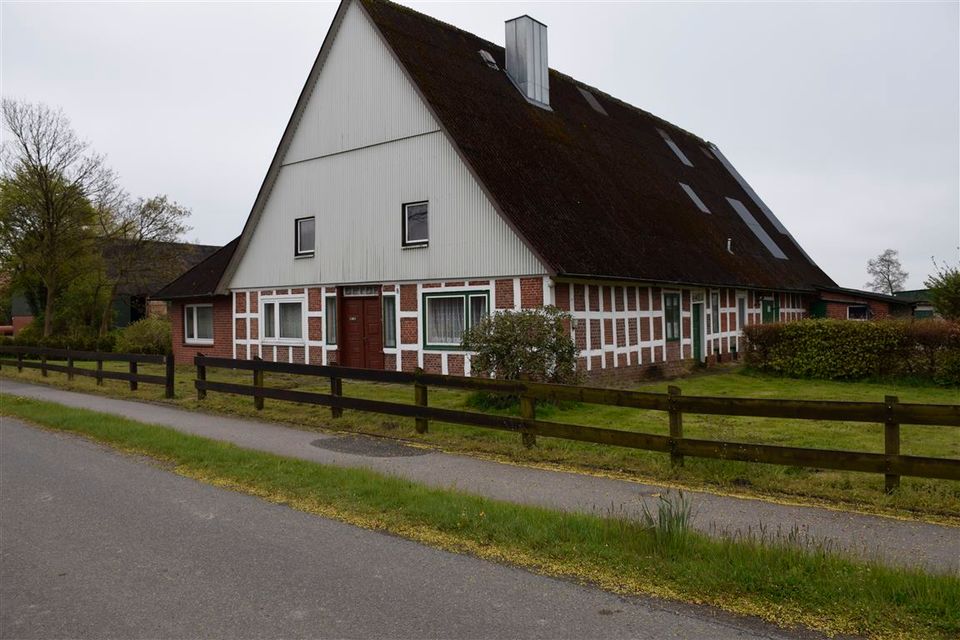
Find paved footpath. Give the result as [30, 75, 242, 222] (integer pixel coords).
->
[3, 418, 821, 639]
[3, 380, 958, 575]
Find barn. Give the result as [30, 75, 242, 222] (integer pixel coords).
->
[156, 0, 838, 383]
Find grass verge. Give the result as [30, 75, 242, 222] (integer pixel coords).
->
[3, 364, 958, 521]
[2, 394, 958, 640]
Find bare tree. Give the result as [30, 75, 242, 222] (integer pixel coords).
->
[96, 195, 191, 335]
[0, 100, 119, 336]
[865, 249, 908, 295]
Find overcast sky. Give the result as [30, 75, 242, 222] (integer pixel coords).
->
[3, 0, 958, 290]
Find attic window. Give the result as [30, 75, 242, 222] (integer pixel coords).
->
[726, 198, 788, 260]
[679, 183, 710, 214]
[478, 50, 498, 70]
[576, 87, 608, 115]
[657, 128, 693, 167]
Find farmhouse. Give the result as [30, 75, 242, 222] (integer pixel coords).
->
[157, 0, 840, 382]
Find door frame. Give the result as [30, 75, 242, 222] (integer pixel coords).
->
[339, 290, 384, 369]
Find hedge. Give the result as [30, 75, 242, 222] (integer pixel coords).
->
[742, 319, 960, 385]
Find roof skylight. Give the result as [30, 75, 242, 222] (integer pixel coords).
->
[657, 129, 693, 167]
[577, 86, 608, 115]
[726, 198, 788, 260]
[679, 183, 710, 213]
[478, 50, 499, 70]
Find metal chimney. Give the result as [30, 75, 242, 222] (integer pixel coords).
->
[504, 15, 549, 108]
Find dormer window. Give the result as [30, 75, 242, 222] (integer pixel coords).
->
[295, 216, 315, 257]
[403, 201, 429, 247]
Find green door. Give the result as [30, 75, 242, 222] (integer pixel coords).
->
[762, 298, 778, 323]
[692, 303, 703, 362]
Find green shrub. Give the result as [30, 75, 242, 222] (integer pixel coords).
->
[114, 317, 171, 355]
[461, 306, 579, 384]
[743, 318, 960, 384]
[9, 320, 117, 352]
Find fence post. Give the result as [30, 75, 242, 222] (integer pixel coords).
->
[668, 385, 684, 467]
[884, 394, 901, 494]
[330, 363, 343, 419]
[253, 356, 264, 410]
[66, 349, 74, 381]
[17, 351, 23, 373]
[41, 351, 48, 377]
[519, 375, 536, 448]
[414, 367, 428, 434]
[165, 352, 175, 399]
[129, 359, 138, 391]
[196, 353, 206, 400]
[95, 356, 103, 385]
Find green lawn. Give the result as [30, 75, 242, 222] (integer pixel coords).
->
[3, 395, 958, 640]
[2, 360, 958, 519]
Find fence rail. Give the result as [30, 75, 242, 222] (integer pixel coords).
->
[193, 355, 960, 492]
[0, 345, 174, 397]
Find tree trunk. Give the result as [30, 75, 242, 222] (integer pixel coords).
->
[99, 282, 118, 337]
[43, 286, 55, 337]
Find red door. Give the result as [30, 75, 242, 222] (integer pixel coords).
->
[341, 297, 383, 369]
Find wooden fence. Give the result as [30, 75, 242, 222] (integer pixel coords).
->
[193, 355, 960, 492]
[0, 345, 174, 398]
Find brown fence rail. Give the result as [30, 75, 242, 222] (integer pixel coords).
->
[193, 355, 960, 492]
[0, 345, 174, 397]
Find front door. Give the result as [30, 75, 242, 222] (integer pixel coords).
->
[692, 303, 704, 363]
[341, 296, 384, 369]
[761, 298, 777, 324]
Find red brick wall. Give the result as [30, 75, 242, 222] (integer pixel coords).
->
[170, 296, 233, 364]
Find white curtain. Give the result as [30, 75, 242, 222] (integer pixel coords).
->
[279, 302, 302, 339]
[196, 306, 213, 340]
[427, 297, 464, 344]
[263, 303, 275, 338]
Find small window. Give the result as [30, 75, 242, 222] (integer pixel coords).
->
[295, 217, 315, 257]
[261, 298, 303, 342]
[664, 293, 681, 341]
[847, 305, 871, 321]
[325, 296, 337, 344]
[657, 128, 694, 167]
[711, 292, 720, 334]
[403, 201, 429, 246]
[382, 296, 397, 348]
[679, 182, 710, 214]
[737, 297, 747, 330]
[184, 304, 214, 345]
[423, 291, 489, 349]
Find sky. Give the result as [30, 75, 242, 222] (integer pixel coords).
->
[2, 0, 958, 290]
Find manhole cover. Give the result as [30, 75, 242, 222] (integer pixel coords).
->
[310, 436, 429, 458]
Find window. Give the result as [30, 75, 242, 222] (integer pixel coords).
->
[261, 298, 303, 342]
[726, 198, 788, 260]
[711, 292, 720, 334]
[403, 201, 429, 246]
[423, 291, 489, 349]
[184, 304, 213, 345]
[325, 296, 337, 344]
[679, 182, 710, 214]
[657, 128, 693, 167]
[382, 296, 396, 348]
[737, 297, 747, 330]
[295, 217, 315, 257]
[847, 305, 871, 321]
[664, 293, 681, 341]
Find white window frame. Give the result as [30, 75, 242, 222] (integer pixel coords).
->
[295, 216, 315, 258]
[184, 303, 214, 346]
[402, 201, 429, 247]
[423, 290, 489, 350]
[382, 294, 397, 349]
[260, 294, 306, 345]
[847, 305, 871, 321]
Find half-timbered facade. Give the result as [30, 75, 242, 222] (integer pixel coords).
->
[158, 0, 838, 382]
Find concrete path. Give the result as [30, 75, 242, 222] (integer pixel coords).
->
[1, 418, 825, 639]
[3, 379, 958, 575]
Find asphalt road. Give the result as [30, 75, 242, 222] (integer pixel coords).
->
[0, 417, 823, 640]
[4, 380, 957, 574]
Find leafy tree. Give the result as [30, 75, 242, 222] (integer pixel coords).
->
[0, 100, 119, 336]
[865, 248, 908, 295]
[925, 260, 960, 321]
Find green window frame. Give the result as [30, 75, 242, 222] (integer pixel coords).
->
[382, 295, 397, 348]
[664, 293, 681, 342]
[422, 290, 489, 350]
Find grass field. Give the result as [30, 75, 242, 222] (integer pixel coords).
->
[3, 395, 958, 640]
[2, 360, 958, 519]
